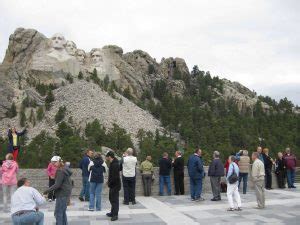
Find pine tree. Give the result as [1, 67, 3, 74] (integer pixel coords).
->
[123, 87, 133, 100]
[103, 75, 110, 91]
[19, 107, 26, 127]
[45, 90, 55, 110]
[29, 109, 36, 127]
[37, 106, 44, 121]
[6, 102, 17, 118]
[78, 71, 83, 80]
[55, 106, 67, 123]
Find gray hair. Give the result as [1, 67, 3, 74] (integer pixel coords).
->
[230, 155, 236, 162]
[252, 152, 259, 158]
[213, 151, 220, 158]
[243, 150, 248, 156]
[126, 148, 134, 156]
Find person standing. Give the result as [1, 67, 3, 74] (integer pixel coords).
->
[208, 151, 224, 201]
[283, 148, 297, 188]
[88, 152, 106, 211]
[251, 152, 265, 209]
[106, 151, 121, 222]
[275, 152, 286, 189]
[257, 146, 264, 163]
[46, 156, 60, 202]
[79, 149, 93, 201]
[238, 150, 250, 194]
[140, 156, 154, 196]
[226, 156, 242, 211]
[187, 149, 204, 201]
[43, 159, 73, 225]
[262, 148, 274, 190]
[2, 153, 19, 208]
[121, 148, 137, 205]
[158, 152, 172, 196]
[11, 178, 46, 225]
[0, 160, 3, 194]
[7, 127, 27, 161]
[173, 151, 185, 195]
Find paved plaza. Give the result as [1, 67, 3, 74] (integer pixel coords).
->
[0, 186, 299, 225]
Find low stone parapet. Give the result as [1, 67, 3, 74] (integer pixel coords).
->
[17, 166, 290, 196]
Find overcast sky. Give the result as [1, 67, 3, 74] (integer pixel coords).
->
[0, 0, 299, 105]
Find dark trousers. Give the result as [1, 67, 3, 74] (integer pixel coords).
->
[210, 176, 221, 199]
[142, 174, 152, 196]
[238, 173, 248, 194]
[265, 168, 272, 189]
[122, 176, 136, 203]
[174, 172, 184, 195]
[276, 171, 285, 188]
[48, 177, 56, 200]
[109, 188, 119, 217]
[55, 196, 68, 225]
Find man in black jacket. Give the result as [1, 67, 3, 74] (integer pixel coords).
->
[106, 151, 121, 222]
[159, 152, 172, 196]
[173, 151, 185, 195]
[208, 151, 224, 201]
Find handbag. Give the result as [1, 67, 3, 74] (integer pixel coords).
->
[228, 164, 238, 184]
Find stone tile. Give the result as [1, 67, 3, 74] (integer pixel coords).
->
[1, 188, 300, 225]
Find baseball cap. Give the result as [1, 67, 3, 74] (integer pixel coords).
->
[51, 156, 61, 162]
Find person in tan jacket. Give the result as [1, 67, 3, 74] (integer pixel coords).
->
[238, 150, 250, 194]
[251, 152, 265, 209]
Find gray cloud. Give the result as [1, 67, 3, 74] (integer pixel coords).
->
[0, 0, 299, 104]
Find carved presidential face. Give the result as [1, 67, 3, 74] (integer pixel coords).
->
[91, 50, 103, 65]
[76, 49, 86, 64]
[51, 33, 66, 50]
[66, 41, 77, 56]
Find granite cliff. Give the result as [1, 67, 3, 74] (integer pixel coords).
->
[0, 28, 294, 145]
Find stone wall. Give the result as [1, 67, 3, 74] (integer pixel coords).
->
[18, 166, 285, 196]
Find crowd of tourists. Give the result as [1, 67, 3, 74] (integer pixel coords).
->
[0, 127, 298, 224]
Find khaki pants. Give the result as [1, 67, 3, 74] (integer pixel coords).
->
[254, 180, 265, 208]
[2, 185, 16, 208]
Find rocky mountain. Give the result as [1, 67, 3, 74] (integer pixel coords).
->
[0, 27, 296, 146]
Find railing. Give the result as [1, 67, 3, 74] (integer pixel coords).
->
[296, 167, 300, 183]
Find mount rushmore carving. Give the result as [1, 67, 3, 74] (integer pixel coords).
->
[30, 32, 121, 81]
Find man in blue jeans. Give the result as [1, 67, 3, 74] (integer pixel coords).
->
[11, 178, 46, 225]
[158, 152, 172, 196]
[79, 149, 93, 201]
[187, 149, 204, 201]
[284, 148, 297, 188]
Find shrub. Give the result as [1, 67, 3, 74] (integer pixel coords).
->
[37, 106, 44, 121]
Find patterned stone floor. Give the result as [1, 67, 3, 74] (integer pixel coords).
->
[0, 185, 299, 225]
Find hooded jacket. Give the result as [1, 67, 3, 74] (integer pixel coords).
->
[1, 160, 19, 185]
[88, 157, 106, 183]
[44, 168, 73, 198]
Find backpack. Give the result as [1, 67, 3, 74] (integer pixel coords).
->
[221, 182, 227, 193]
[228, 164, 238, 184]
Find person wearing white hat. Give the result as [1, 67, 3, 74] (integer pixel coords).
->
[46, 156, 61, 202]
